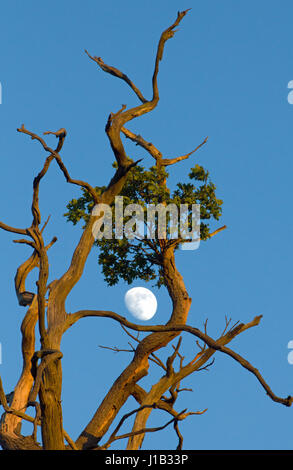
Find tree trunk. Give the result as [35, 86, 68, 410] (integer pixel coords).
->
[38, 359, 64, 450]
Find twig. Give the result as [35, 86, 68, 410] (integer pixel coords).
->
[208, 225, 227, 238]
[176, 387, 193, 393]
[98, 344, 134, 353]
[121, 324, 166, 370]
[161, 137, 209, 166]
[196, 358, 215, 372]
[63, 429, 78, 450]
[174, 420, 184, 450]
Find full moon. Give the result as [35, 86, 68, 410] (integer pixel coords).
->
[124, 287, 157, 321]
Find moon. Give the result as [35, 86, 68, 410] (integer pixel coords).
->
[124, 287, 157, 321]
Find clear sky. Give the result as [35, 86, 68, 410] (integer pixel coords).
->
[0, 0, 293, 450]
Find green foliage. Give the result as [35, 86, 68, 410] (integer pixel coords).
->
[64, 161, 223, 287]
[95, 238, 158, 287]
[65, 186, 106, 226]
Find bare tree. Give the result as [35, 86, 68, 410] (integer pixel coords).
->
[0, 10, 291, 451]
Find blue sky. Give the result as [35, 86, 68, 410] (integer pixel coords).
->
[0, 0, 293, 450]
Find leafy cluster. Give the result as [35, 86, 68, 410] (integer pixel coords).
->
[64, 161, 223, 286]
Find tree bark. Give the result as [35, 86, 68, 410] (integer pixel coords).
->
[38, 359, 64, 450]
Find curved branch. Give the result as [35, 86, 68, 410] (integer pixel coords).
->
[161, 137, 209, 166]
[88, 10, 190, 173]
[0, 296, 39, 437]
[85, 50, 147, 104]
[14, 250, 39, 307]
[99, 403, 195, 450]
[0, 221, 27, 235]
[121, 126, 162, 161]
[122, 126, 208, 167]
[208, 225, 227, 238]
[152, 9, 191, 101]
[17, 125, 99, 204]
[67, 310, 292, 408]
[29, 350, 63, 403]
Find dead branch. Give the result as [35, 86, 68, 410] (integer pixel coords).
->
[98, 344, 134, 354]
[161, 137, 208, 166]
[166, 337, 182, 377]
[196, 358, 215, 372]
[99, 402, 198, 450]
[67, 309, 292, 408]
[121, 127, 163, 161]
[0, 296, 39, 437]
[176, 387, 193, 393]
[121, 324, 167, 371]
[14, 250, 39, 307]
[174, 419, 184, 450]
[26, 401, 41, 442]
[1, 374, 78, 451]
[63, 429, 78, 450]
[0, 221, 27, 235]
[85, 51, 147, 104]
[129, 381, 206, 450]
[0, 376, 40, 427]
[101, 339, 167, 372]
[100, 403, 157, 450]
[86, 10, 190, 176]
[17, 124, 99, 204]
[131, 384, 188, 418]
[208, 225, 227, 238]
[29, 350, 63, 403]
[122, 126, 208, 167]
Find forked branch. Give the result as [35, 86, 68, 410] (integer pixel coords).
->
[99, 401, 199, 450]
[121, 126, 208, 167]
[17, 124, 99, 204]
[67, 309, 292, 408]
[86, 10, 190, 172]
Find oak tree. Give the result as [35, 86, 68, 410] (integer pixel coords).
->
[0, 10, 291, 451]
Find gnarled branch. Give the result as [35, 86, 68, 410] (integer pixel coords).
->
[67, 309, 292, 408]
